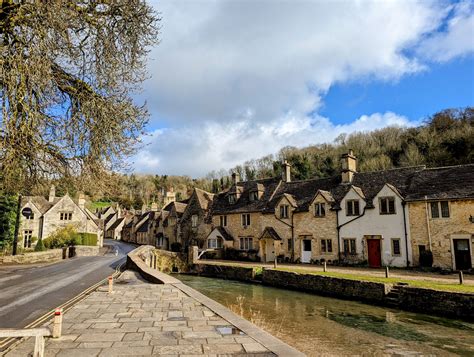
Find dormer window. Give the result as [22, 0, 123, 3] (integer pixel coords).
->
[229, 194, 236, 204]
[249, 191, 258, 202]
[379, 197, 395, 215]
[315, 203, 325, 217]
[280, 205, 289, 219]
[346, 200, 360, 216]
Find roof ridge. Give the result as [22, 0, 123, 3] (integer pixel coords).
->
[357, 165, 426, 174]
[421, 163, 474, 170]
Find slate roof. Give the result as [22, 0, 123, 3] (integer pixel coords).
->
[212, 178, 280, 214]
[195, 188, 215, 210]
[21, 196, 60, 214]
[404, 164, 474, 201]
[215, 226, 234, 241]
[137, 219, 149, 233]
[108, 217, 124, 231]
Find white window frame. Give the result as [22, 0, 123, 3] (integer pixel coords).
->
[241, 213, 251, 227]
[315, 202, 325, 217]
[239, 237, 253, 250]
[379, 197, 396, 215]
[23, 230, 33, 248]
[346, 200, 360, 216]
[208, 237, 223, 249]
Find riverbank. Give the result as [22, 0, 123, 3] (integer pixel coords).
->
[191, 261, 474, 321]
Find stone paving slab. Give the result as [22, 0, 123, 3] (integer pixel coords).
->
[4, 271, 282, 356]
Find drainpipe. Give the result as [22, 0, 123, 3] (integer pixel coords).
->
[273, 211, 294, 261]
[402, 201, 409, 268]
[337, 204, 368, 259]
[336, 209, 340, 261]
[424, 196, 432, 251]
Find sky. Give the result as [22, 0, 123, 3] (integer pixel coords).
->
[131, 0, 474, 177]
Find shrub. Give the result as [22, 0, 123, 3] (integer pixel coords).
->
[79, 233, 97, 246]
[170, 242, 182, 252]
[34, 238, 46, 252]
[44, 225, 78, 248]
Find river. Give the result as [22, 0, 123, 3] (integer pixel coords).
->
[175, 274, 474, 356]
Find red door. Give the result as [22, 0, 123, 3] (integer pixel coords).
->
[367, 239, 381, 268]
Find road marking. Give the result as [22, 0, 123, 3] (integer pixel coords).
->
[0, 274, 21, 284]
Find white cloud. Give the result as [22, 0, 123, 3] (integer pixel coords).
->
[131, 112, 419, 177]
[418, 1, 474, 62]
[131, 0, 473, 176]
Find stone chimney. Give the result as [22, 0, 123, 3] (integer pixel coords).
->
[231, 172, 240, 185]
[282, 160, 292, 182]
[341, 149, 357, 184]
[151, 202, 159, 212]
[78, 193, 86, 210]
[164, 188, 176, 207]
[48, 185, 56, 203]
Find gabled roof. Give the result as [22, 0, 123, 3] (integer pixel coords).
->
[108, 217, 124, 231]
[21, 196, 60, 214]
[212, 178, 280, 214]
[260, 227, 282, 240]
[215, 226, 234, 241]
[195, 188, 214, 210]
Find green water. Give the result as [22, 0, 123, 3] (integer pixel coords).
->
[175, 274, 474, 356]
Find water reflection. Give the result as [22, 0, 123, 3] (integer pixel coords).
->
[176, 274, 474, 356]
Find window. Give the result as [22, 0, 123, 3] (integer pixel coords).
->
[241, 213, 251, 227]
[26, 213, 34, 220]
[191, 214, 198, 228]
[346, 200, 360, 216]
[219, 215, 227, 227]
[391, 238, 401, 256]
[60, 212, 72, 221]
[208, 237, 223, 249]
[239, 237, 253, 250]
[315, 203, 325, 217]
[379, 197, 396, 215]
[249, 191, 258, 201]
[23, 230, 33, 248]
[228, 194, 236, 204]
[321, 239, 332, 253]
[280, 205, 289, 219]
[343, 238, 356, 254]
[157, 236, 165, 247]
[430, 201, 449, 218]
[287, 238, 293, 251]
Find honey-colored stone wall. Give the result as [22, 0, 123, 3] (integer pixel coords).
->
[408, 200, 474, 269]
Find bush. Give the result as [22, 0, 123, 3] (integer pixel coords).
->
[79, 233, 97, 246]
[34, 238, 46, 252]
[43, 226, 97, 248]
[170, 242, 182, 252]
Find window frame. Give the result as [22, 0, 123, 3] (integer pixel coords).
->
[191, 214, 198, 228]
[391, 238, 401, 256]
[239, 237, 253, 250]
[321, 239, 333, 253]
[249, 191, 259, 202]
[280, 204, 289, 219]
[228, 194, 236, 204]
[314, 202, 326, 217]
[219, 215, 227, 227]
[430, 201, 450, 219]
[208, 237, 223, 249]
[346, 200, 360, 216]
[343, 238, 356, 255]
[241, 213, 251, 227]
[379, 196, 396, 215]
[23, 230, 33, 248]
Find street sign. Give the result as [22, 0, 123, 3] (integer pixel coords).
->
[21, 207, 33, 218]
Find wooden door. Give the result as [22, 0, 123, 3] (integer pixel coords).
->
[367, 239, 381, 268]
[454, 239, 472, 270]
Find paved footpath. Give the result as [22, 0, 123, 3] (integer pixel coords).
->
[5, 271, 300, 356]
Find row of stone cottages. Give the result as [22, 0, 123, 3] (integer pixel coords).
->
[117, 151, 474, 271]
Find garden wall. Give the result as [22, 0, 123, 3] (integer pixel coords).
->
[194, 264, 257, 282]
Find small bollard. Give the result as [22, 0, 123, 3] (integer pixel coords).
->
[108, 275, 114, 294]
[52, 308, 63, 338]
[385, 266, 390, 278]
[323, 261, 327, 272]
[274, 258, 277, 269]
[459, 271, 464, 285]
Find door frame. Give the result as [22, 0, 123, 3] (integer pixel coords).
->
[301, 239, 312, 263]
[450, 235, 473, 270]
[366, 237, 382, 268]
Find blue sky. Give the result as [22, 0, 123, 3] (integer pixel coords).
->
[132, 0, 474, 177]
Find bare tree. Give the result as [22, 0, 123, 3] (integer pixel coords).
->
[0, 0, 159, 193]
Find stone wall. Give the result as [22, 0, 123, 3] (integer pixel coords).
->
[397, 286, 474, 320]
[74, 245, 100, 257]
[408, 200, 474, 269]
[194, 263, 256, 282]
[262, 269, 389, 303]
[153, 248, 188, 273]
[1, 249, 65, 264]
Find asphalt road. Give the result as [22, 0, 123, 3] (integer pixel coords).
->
[0, 239, 136, 328]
